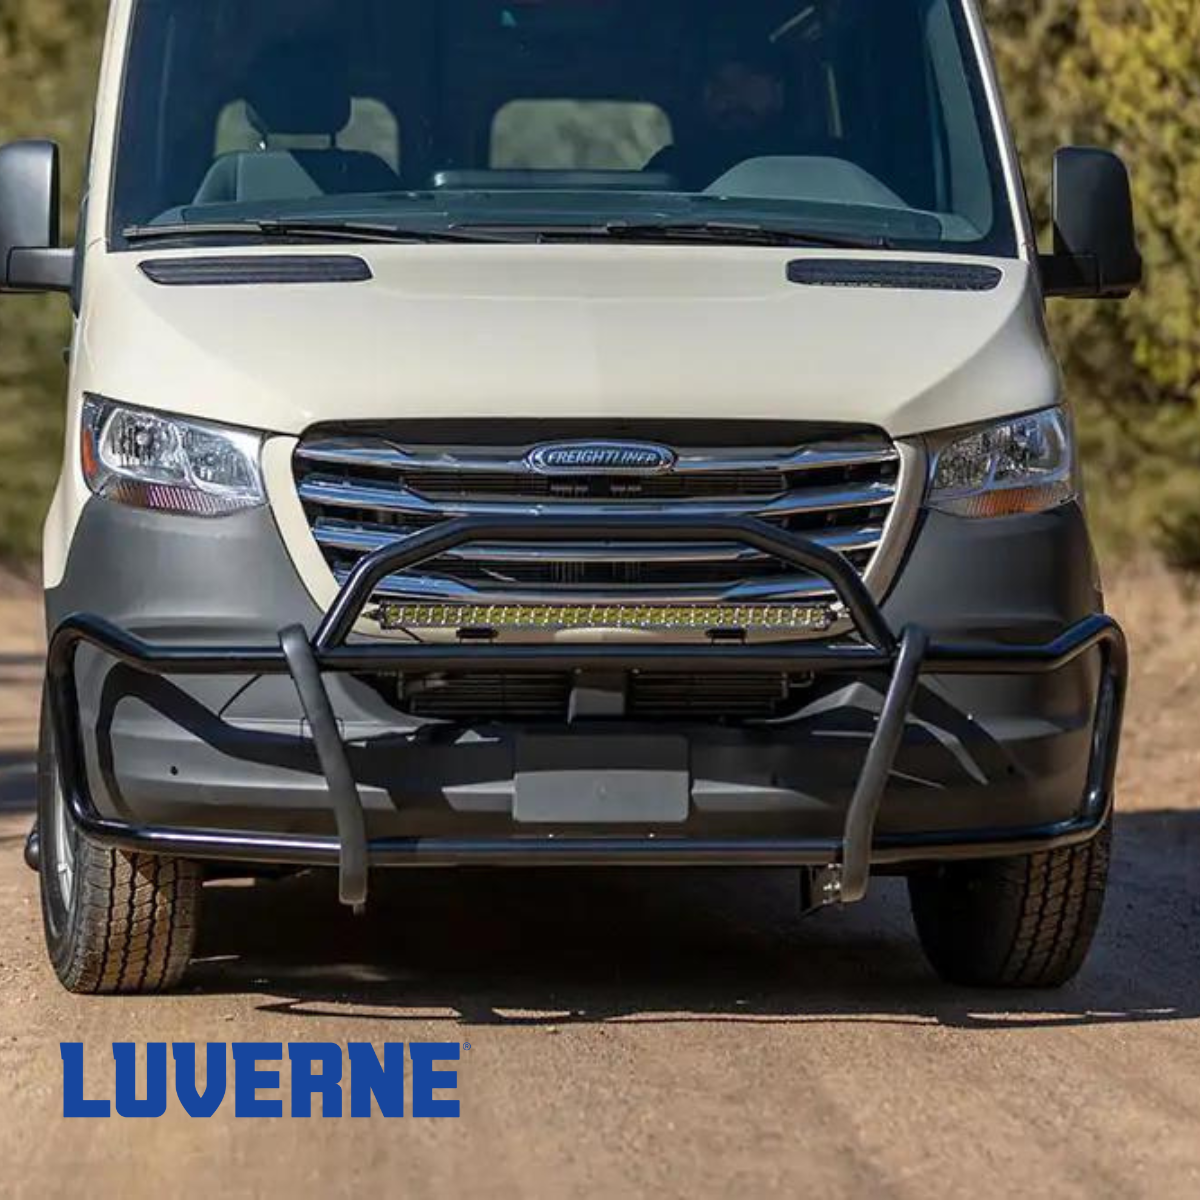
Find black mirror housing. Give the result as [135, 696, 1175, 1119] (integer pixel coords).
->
[1040, 147, 1142, 300]
[0, 139, 73, 294]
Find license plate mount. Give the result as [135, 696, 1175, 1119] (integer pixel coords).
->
[514, 734, 690, 824]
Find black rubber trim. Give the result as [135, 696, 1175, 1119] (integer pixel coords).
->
[138, 255, 372, 286]
[787, 260, 1004, 291]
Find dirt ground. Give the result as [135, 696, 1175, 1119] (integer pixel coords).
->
[0, 563, 1197, 1198]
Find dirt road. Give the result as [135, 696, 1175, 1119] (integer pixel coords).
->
[1, 565, 1198, 1198]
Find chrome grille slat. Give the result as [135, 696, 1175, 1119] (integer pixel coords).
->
[295, 439, 899, 475]
[311, 522, 886, 561]
[296, 476, 897, 519]
[332, 567, 841, 605]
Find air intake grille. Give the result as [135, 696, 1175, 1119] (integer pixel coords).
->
[292, 428, 904, 610]
[404, 673, 572, 720]
[398, 672, 795, 722]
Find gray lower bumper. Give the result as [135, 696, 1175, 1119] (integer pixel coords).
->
[89, 670, 1102, 843]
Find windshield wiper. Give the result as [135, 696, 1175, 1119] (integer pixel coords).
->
[454, 219, 890, 250]
[602, 221, 891, 249]
[124, 217, 890, 250]
[122, 219, 520, 245]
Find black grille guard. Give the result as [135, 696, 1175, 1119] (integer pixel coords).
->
[46, 515, 1128, 911]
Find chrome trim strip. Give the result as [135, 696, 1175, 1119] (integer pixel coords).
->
[339, 568, 838, 606]
[860, 439, 925, 602]
[295, 439, 899, 475]
[297, 476, 897, 519]
[312, 522, 885, 561]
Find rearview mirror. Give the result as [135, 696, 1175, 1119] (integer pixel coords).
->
[1040, 147, 1142, 300]
[0, 139, 73, 294]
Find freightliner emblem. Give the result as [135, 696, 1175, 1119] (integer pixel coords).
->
[526, 441, 677, 474]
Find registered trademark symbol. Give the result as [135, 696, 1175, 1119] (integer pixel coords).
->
[463, 1041, 471, 1052]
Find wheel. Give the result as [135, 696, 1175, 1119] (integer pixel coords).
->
[37, 695, 202, 994]
[908, 819, 1111, 989]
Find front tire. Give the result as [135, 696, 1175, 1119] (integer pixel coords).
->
[37, 696, 202, 994]
[908, 820, 1111, 989]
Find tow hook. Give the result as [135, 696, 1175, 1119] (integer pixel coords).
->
[24, 825, 40, 873]
[799, 864, 843, 915]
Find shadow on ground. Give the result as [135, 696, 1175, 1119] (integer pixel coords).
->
[169, 809, 1200, 1034]
[4, 734, 1193, 1032]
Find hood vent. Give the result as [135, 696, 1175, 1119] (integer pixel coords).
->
[139, 255, 372, 286]
[787, 260, 1002, 292]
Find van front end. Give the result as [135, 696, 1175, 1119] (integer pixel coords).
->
[40, 392, 1125, 977]
[49, 466, 1125, 881]
[3, 0, 1141, 992]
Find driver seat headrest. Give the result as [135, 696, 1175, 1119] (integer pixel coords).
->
[245, 39, 352, 138]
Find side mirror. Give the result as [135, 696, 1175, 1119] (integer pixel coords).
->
[1040, 147, 1142, 300]
[0, 140, 73, 294]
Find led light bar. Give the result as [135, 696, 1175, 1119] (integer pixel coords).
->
[376, 602, 838, 634]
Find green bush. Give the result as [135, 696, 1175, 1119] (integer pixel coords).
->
[0, 1, 106, 564]
[989, 0, 1200, 561]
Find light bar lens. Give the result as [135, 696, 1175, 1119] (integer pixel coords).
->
[82, 397, 266, 517]
[378, 602, 838, 634]
[928, 408, 1075, 518]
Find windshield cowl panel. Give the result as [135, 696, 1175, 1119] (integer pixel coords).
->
[111, 0, 1018, 258]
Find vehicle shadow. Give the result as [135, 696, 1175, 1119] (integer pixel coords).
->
[186, 808, 1200, 1033]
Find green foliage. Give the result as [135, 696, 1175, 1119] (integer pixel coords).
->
[1070, 0, 1200, 566]
[0, 3, 1196, 566]
[989, 0, 1200, 562]
[1080, 0, 1200, 401]
[0, 1, 107, 564]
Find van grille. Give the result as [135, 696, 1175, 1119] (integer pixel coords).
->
[291, 428, 906, 610]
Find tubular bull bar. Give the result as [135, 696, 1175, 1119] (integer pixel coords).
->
[45, 515, 1128, 911]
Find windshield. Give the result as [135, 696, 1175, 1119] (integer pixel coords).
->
[111, 0, 1016, 255]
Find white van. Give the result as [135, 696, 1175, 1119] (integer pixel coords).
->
[2, 0, 1139, 994]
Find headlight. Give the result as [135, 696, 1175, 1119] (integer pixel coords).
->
[81, 396, 266, 516]
[928, 407, 1076, 519]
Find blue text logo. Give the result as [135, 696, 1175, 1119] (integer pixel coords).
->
[61, 1042, 462, 1119]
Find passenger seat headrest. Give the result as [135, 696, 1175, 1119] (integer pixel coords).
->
[245, 39, 352, 138]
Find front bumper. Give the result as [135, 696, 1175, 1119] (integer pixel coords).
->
[44, 511, 1127, 910]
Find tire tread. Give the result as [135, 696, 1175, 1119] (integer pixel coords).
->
[53, 847, 202, 995]
[909, 822, 1111, 989]
[37, 691, 202, 996]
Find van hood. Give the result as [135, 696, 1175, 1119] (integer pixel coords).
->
[77, 244, 1057, 439]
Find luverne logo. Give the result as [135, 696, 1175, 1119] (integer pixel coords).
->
[61, 1041, 462, 1119]
[526, 441, 677, 474]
